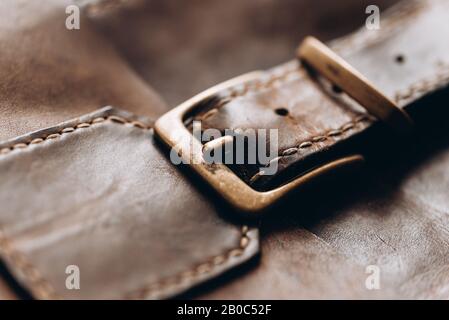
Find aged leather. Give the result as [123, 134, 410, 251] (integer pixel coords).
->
[0, 0, 259, 299]
[0, 107, 258, 299]
[200, 130, 449, 299]
[1, 0, 449, 300]
[199, 0, 449, 190]
[0, 0, 167, 142]
[196, 0, 449, 299]
[0, 277, 16, 300]
[91, 0, 399, 106]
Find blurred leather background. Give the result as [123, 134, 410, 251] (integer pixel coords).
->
[92, 0, 400, 106]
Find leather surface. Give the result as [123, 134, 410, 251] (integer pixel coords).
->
[201, 127, 449, 299]
[195, 0, 449, 299]
[1, 0, 449, 300]
[199, 0, 449, 190]
[91, 0, 399, 107]
[0, 277, 17, 300]
[0, 0, 167, 142]
[0, 107, 258, 299]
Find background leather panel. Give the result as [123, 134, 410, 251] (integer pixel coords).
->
[0, 108, 258, 299]
[91, 0, 399, 107]
[0, 0, 167, 142]
[200, 125, 449, 299]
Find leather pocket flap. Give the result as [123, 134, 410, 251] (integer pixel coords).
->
[0, 107, 259, 299]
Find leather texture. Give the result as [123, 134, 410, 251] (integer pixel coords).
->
[0, 0, 167, 142]
[201, 130, 449, 299]
[1, 0, 449, 300]
[199, 0, 449, 190]
[0, 277, 16, 300]
[196, 0, 449, 299]
[0, 107, 258, 299]
[91, 0, 399, 106]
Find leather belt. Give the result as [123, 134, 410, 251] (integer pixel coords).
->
[155, 0, 449, 214]
[298, 36, 414, 135]
[155, 73, 365, 214]
[1, 0, 449, 300]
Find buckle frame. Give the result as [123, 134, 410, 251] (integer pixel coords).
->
[155, 72, 364, 214]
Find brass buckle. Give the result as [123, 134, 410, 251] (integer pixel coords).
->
[155, 72, 364, 214]
[298, 36, 414, 135]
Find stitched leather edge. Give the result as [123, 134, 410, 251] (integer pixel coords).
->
[199, 58, 449, 187]
[125, 226, 252, 299]
[0, 115, 149, 155]
[394, 62, 449, 104]
[0, 115, 147, 299]
[0, 228, 58, 299]
[247, 64, 449, 183]
[0, 114, 255, 299]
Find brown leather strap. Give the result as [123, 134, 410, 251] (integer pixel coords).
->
[1, 0, 449, 300]
[0, 108, 259, 299]
[198, 0, 449, 191]
[0, 0, 258, 299]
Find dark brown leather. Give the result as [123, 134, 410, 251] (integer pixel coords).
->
[0, 277, 16, 300]
[201, 141, 449, 299]
[0, 0, 167, 142]
[196, 0, 449, 299]
[199, 0, 449, 190]
[91, 0, 399, 106]
[0, 0, 259, 299]
[1, 0, 449, 300]
[0, 107, 258, 299]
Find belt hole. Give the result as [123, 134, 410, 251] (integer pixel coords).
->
[274, 108, 289, 116]
[395, 54, 405, 64]
[332, 84, 343, 94]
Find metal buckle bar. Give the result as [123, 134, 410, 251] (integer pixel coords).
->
[298, 36, 414, 135]
[155, 72, 364, 215]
